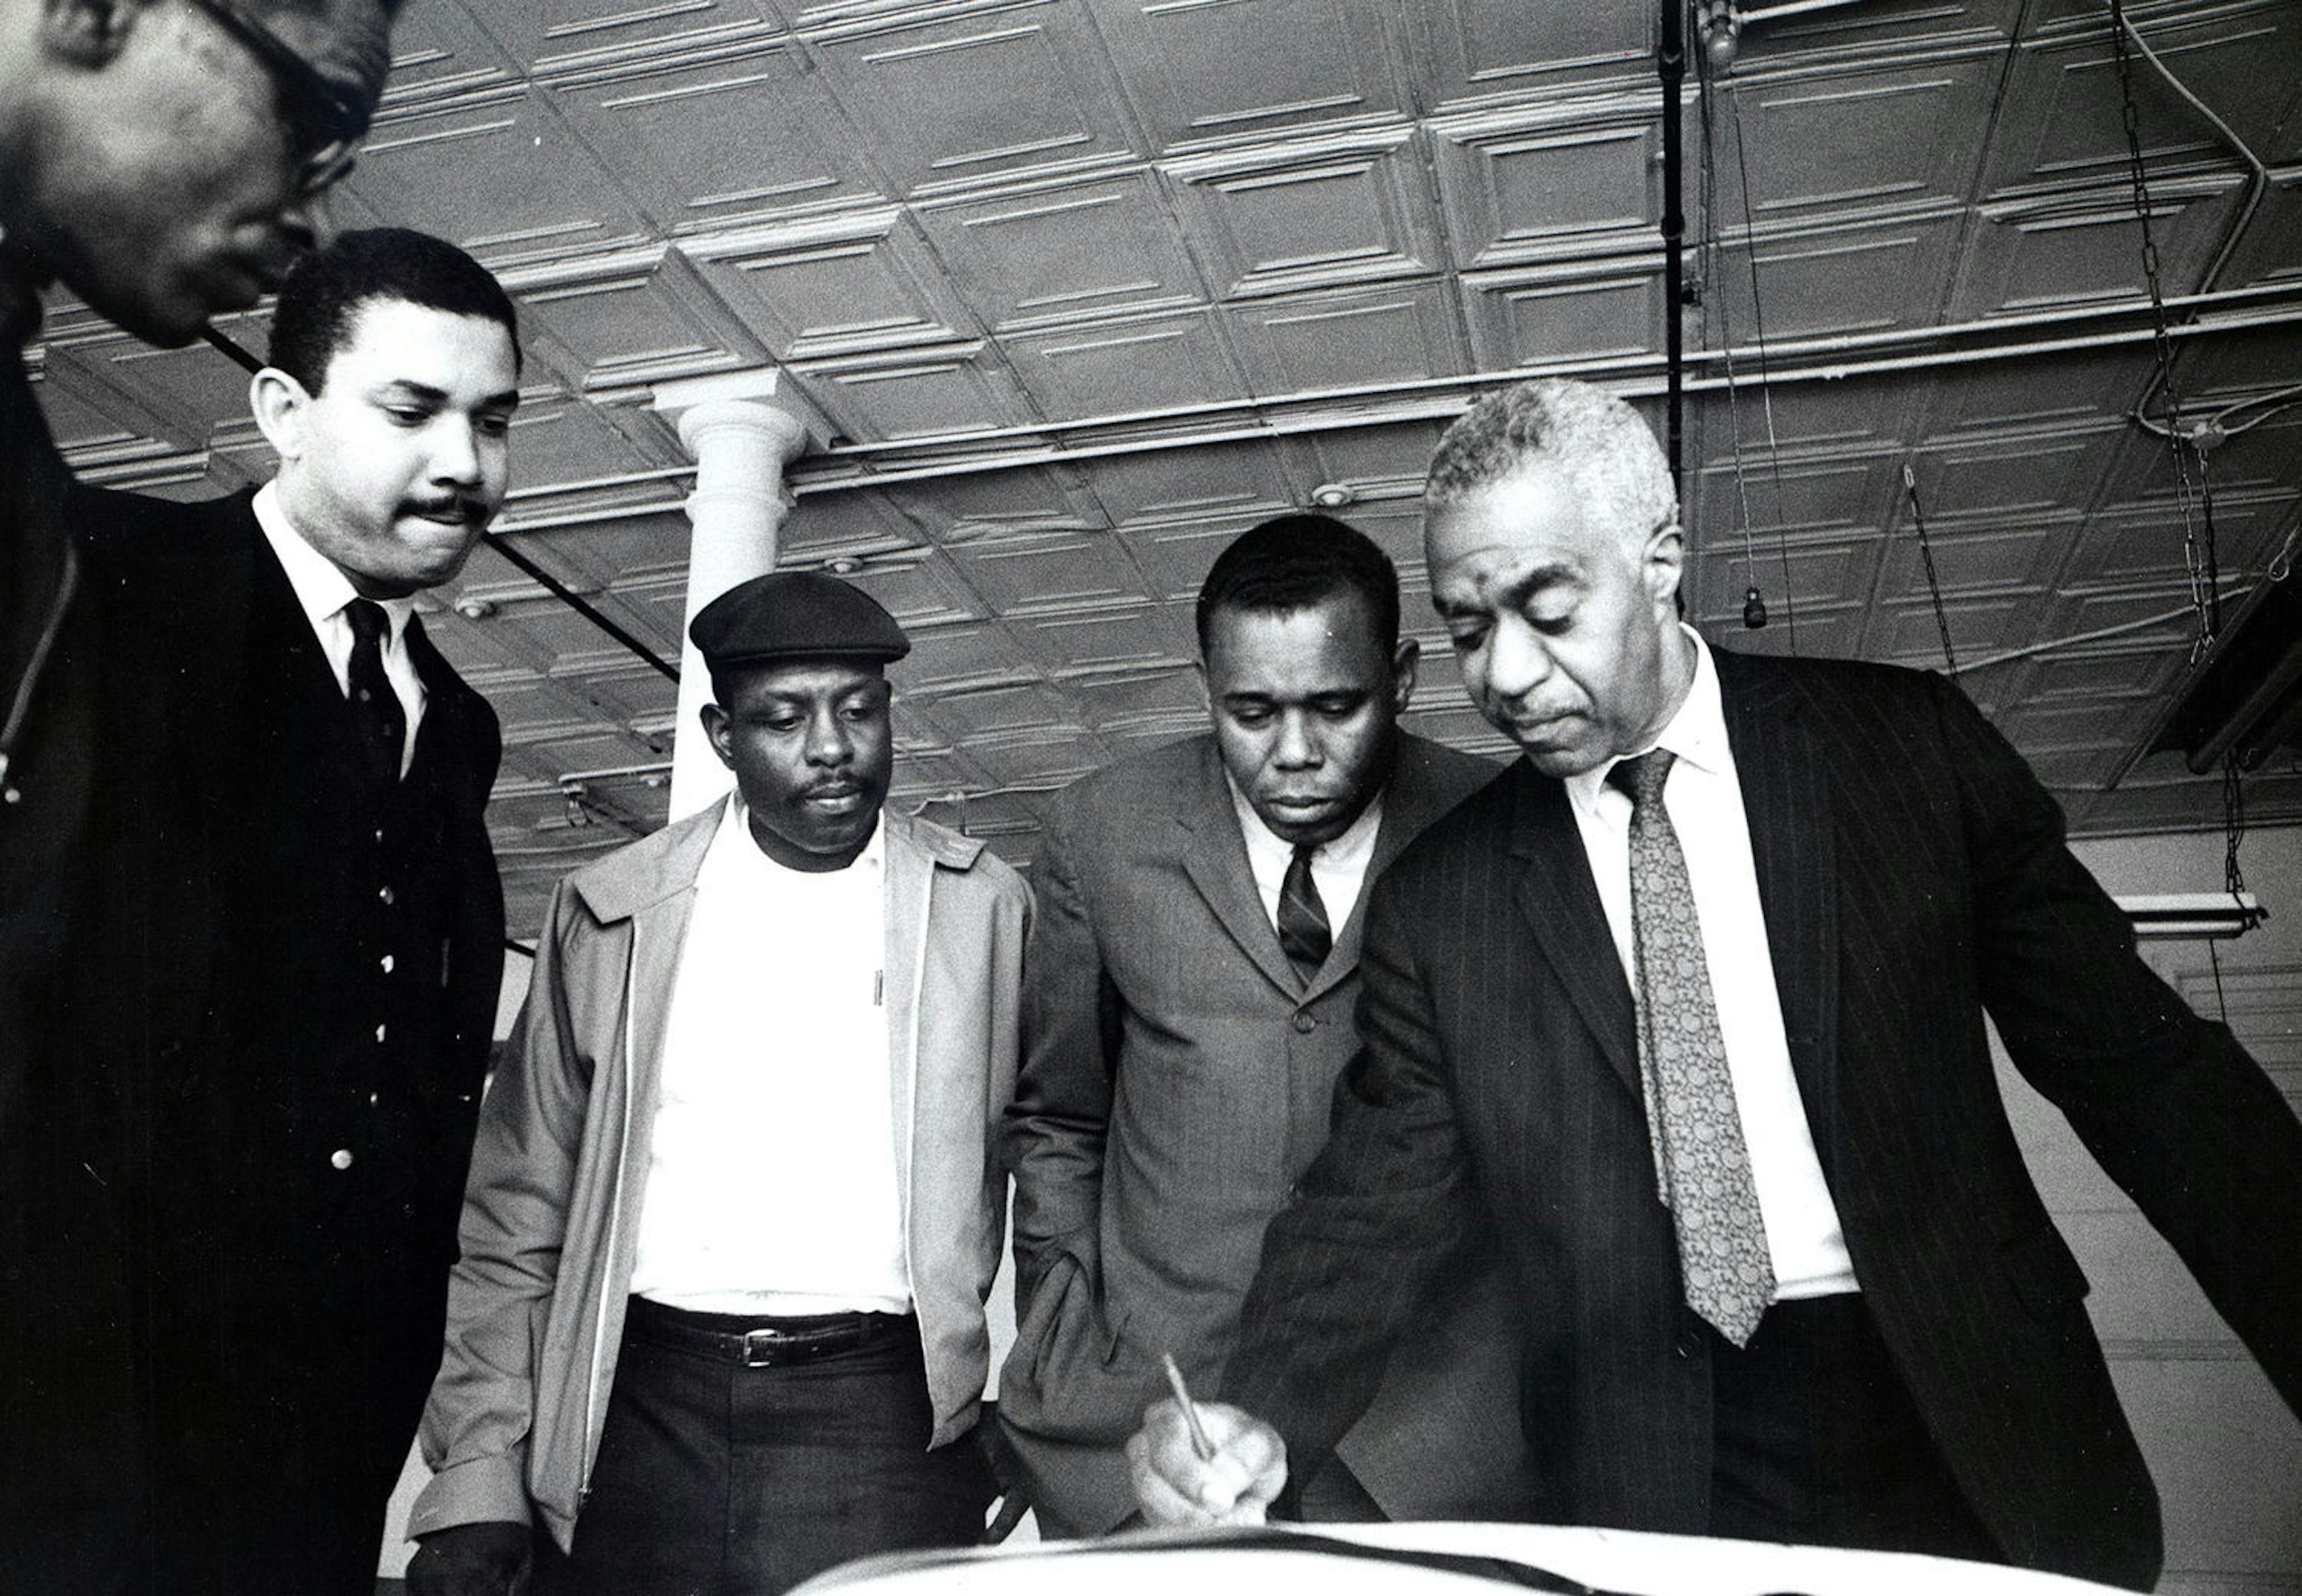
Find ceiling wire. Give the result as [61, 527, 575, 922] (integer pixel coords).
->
[1707, 23, 1800, 650]
[1693, 14, 1767, 630]
[1900, 463, 1958, 673]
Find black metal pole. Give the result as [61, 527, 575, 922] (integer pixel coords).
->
[1660, 0, 1686, 499]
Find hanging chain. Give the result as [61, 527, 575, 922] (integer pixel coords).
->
[2110, 0, 2217, 658]
[2111, 0, 2246, 908]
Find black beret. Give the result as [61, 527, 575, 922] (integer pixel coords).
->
[690, 571, 911, 669]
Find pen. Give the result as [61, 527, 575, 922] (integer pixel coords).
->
[1161, 1352, 1218, 1461]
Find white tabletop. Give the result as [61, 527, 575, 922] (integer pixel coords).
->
[793, 1521, 2128, 1596]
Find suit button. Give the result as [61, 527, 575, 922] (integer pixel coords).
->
[1292, 1011, 1316, 1034]
[380, 954, 395, 974]
[330, 1149, 354, 1171]
[378, 885, 395, 906]
[375, 1023, 388, 1043]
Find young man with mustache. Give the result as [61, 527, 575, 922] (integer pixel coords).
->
[46, 226, 518, 1594]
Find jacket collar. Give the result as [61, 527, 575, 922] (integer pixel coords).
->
[570, 797, 985, 925]
[1712, 649, 1842, 1179]
[1173, 738, 1304, 998]
[1507, 760, 1639, 1096]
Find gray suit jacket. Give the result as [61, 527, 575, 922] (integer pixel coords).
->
[998, 730, 1529, 1532]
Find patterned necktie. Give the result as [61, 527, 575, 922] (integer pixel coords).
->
[1610, 749, 1775, 1346]
[344, 598, 405, 785]
[1276, 843, 1332, 987]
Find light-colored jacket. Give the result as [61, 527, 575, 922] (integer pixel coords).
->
[409, 798, 1030, 1550]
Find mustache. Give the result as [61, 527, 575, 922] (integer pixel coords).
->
[400, 495, 486, 524]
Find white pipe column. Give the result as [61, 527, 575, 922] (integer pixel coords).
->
[663, 396, 811, 819]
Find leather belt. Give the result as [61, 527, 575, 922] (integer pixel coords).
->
[623, 1295, 909, 1368]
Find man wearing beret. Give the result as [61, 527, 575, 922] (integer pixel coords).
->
[406, 572, 1033, 1596]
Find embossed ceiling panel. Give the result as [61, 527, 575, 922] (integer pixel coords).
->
[797, 0, 1140, 195]
[350, 92, 647, 259]
[547, 43, 881, 232]
[1003, 305, 1246, 417]
[23, 0, 2302, 933]
[1227, 281, 1469, 395]
[1165, 128, 1442, 299]
[1415, 0, 1650, 103]
[1991, 0, 2302, 190]
[1431, 100, 1664, 267]
[1700, 49, 2009, 222]
[1462, 256, 1668, 367]
[916, 173, 1204, 332]
[1100, 0, 1413, 150]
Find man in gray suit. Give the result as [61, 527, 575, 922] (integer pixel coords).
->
[998, 513, 1526, 1536]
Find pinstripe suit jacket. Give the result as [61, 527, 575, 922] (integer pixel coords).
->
[1222, 649, 2302, 1591]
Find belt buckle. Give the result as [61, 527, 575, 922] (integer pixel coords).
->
[741, 1327, 788, 1367]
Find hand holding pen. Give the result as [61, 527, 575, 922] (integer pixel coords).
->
[1126, 1354, 1289, 1527]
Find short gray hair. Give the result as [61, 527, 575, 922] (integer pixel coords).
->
[1424, 379, 1679, 545]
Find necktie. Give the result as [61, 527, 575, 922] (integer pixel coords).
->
[1610, 749, 1775, 1346]
[344, 598, 405, 785]
[1276, 843, 1331, 987]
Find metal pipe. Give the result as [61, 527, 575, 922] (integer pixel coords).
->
[1660, 0, 1688, 496]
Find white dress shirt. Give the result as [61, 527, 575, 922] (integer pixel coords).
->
[254, 482, 423, 779]
[1226, 777, 1385, 950]
[628, 797, 912, 1316]
[1566, 628, 1859, 1300]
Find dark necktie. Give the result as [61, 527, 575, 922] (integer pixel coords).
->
[1610, 749, 1775, 1346]
[1277, 843, 1331, 987]
[344, 598, 405, 785]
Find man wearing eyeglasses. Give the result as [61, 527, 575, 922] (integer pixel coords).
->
[1, 9, 423, 1577]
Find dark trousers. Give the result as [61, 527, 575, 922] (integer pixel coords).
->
[544, 1299, 994, 1596]
[1707, 1292, 2001, 1563]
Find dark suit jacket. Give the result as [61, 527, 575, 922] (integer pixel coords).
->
[1222, 650, 2302, 1590]
[999, 730, 1532, 1532]
[62, 485, 505, 1591]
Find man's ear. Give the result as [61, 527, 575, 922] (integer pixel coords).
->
[700, 701, 734, 772]
[40, 0, 142, 67]
[249, 367, 312, 462]
[1389, 636, 1420, 714]
[1643, 521, 1686, 611]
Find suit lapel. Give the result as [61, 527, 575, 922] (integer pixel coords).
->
[1315, 739, 1452, 1000]
[405, 614, 477, 784]
[240, 513, 378, 791]
[1717, 651, 1843, 1183]
[1506, 765, 1639, 1097]
[1174, 742, 1303, 998]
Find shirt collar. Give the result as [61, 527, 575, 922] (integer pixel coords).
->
[1566, 623, 1727, 810]
[253, 480, 417, 644]
[1224, 768, 1385, 871]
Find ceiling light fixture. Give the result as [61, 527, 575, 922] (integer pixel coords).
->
[1310, 483, 1356, 508]
[2116, 891, 2268, 941]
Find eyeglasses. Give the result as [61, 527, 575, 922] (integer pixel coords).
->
[183, 0, 371, 195]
